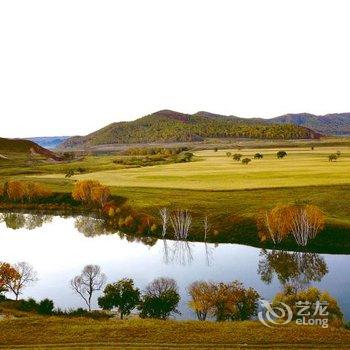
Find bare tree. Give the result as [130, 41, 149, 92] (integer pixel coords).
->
[71, 265, 106, 311]
[159, 208, 168, 237]
[203, 215, 211, 241]
[170, 210, 192, 240]
[5, 262, 38, 300]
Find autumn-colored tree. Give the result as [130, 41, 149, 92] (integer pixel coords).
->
[188, 281, 214, 321]
[0, 184, 4, 197]
[0, 262, 38, 300]
[91, 185, 111, 207]
[273, 286, 343, 327]
[258, 204, 325, 246]
[0, 262, 20, 296]
[5, 181, 26, 202]
[25, 182, 52, 201]
[72, 180, 102, 204]
[209, 281, 260, 322]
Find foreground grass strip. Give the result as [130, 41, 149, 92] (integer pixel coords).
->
[0, 318, 350, 348]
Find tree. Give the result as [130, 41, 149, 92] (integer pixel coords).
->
[277, 150, 287, 159]
[226, 152, 232, 157]
[209, 281, 259, 322]
[254, 153, 263, 159]
[188, 281, 214, 321]
[170, 210, 192, 239]
[232, 153, 242, 161]
[0, 262, 38, 300]
[98, 278, 140, 319]
[72, 180, 101, 204]
[214, 147, 218, 152]
[91, 185, 111, 207]
[328, 154, 338, 162]
[0, 262, 19, 297]
[37, 298, 55, 315]
[159, 208, 168, 237]
[5, 181, 26, 202]
[241, 158, 251, 165]
[138, 277, 180, 319]
[273, 286, 343, 327]
[71, 265, 106, 311]
[258, 204, 325, 246]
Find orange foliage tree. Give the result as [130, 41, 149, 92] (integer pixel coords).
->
[259, 204, 325, 246]
[5, 181, 26, 202]
[72, 180, 111, 207]
[0, 262, 20, 295]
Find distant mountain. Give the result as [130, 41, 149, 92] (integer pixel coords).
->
[0, 137, 62, 161]
[60, 110, 321, 149]
[26, 136, 70, 149]
[270, 113, 350, 135]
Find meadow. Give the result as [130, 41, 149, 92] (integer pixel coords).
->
[35, 147, 350, 190]
[0, 317, 350, 349]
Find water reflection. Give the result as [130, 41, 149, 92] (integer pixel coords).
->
[74, 216, 158, 247]
[258, 249, 328, 291]
[0, 213, 53, 230]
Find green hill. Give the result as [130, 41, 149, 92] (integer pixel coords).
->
[61, 110, 321, 148]
[0, 137, 62, 161]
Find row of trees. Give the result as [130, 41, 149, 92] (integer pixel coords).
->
[70, 265, 260, 321]
[0, 181, 52, 203]
[258, 204, 325, 246]
[1, 261, 343, 325]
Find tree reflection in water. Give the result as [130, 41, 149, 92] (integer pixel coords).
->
[0, 213, 52, 230]
[74, 216, 158, 247]
[258, 249, 328, 291]
[162, 239, 193, 266]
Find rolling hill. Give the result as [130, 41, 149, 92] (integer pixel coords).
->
[0, 137, 62, 161]
[60, 110, 321, 148]
[271, 113, 350, 135]
[26, 136, 70, 149]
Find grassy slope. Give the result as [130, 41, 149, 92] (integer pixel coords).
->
[0, 317, 350, 348]
[36, 147, 350, 190]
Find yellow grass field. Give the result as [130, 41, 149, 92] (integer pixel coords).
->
[34, 147, 350, 191]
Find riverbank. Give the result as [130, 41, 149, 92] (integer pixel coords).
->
[0, 317, 349, 348]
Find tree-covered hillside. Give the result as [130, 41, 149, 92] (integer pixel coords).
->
[61, 110, 321, 148]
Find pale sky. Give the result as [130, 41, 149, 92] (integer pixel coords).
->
[1, 0, 350, 138]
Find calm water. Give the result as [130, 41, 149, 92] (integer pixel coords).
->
[0, 213, 349, 320]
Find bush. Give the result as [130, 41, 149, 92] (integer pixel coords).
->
[232, 153, 242, 161]
[37, 298, 55, 315]
[19, 298, 38, 312]
[241, 158, 251, 165]
[277, 150, 287, 159]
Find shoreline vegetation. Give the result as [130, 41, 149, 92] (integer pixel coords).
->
[1, 182, 350, 254]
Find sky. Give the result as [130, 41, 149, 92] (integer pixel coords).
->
[1, 0, 350, 138]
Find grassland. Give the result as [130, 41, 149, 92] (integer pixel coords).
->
[2, 144, 350, 251]
[33, 147, 350, 190]
[0, 317, 350, 349]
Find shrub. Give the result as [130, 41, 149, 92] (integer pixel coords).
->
[19, 298, 38, 312]
[254, 153, 263, 159]
[277, 150, 287, 159]
[241, 158, 251, 165]
[232, 153, 242, 161]
[328, 154, 338, 162]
